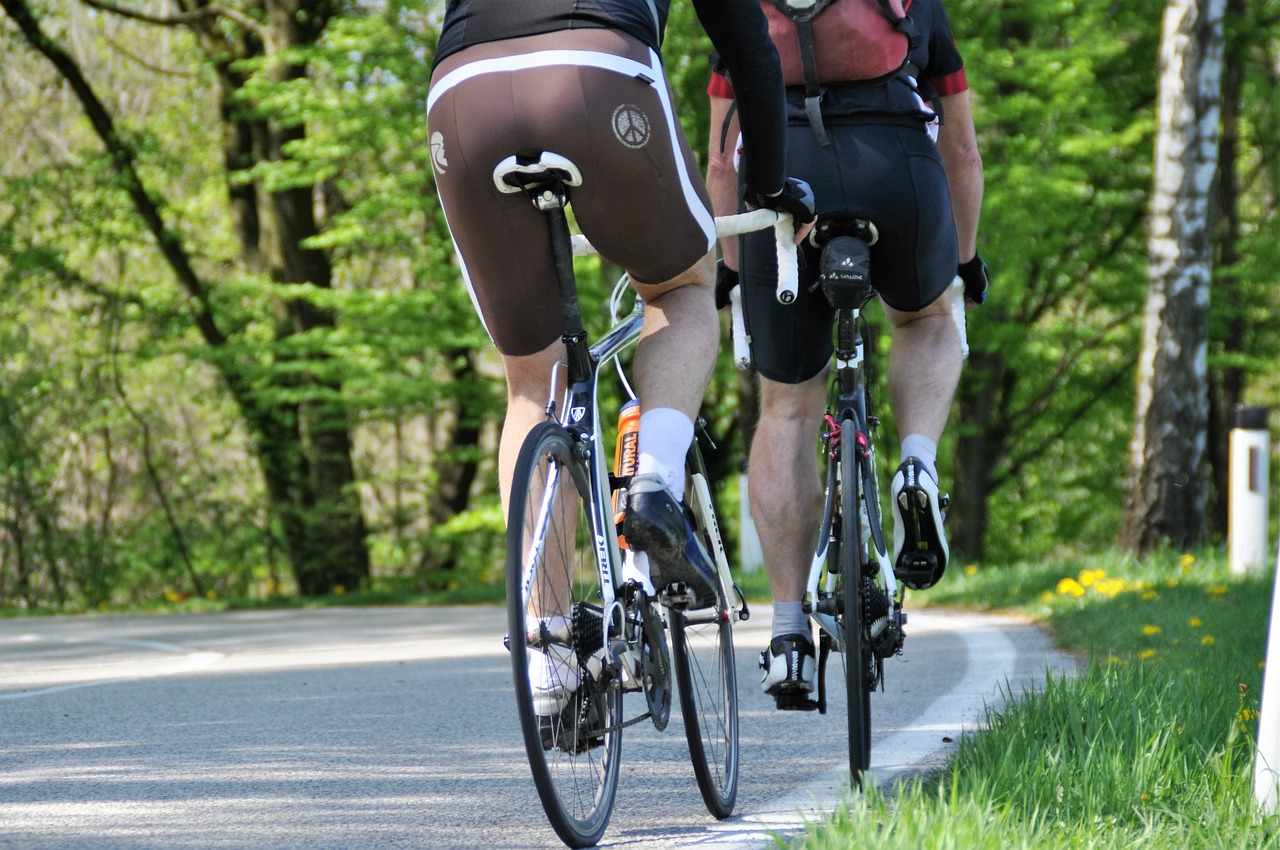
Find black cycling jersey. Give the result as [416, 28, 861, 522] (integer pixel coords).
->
[435, 0, 786, 195]
[905, 0, 966, 101]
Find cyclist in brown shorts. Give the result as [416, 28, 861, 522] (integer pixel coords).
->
[429, 2, 814, 712]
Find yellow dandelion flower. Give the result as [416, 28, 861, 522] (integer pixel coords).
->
[1178, 553, 1196, 570]
[1140, 590, 1158, 601]
[1201, 635, 1216, 647]
[1188, 617, 1202, 628]
[1094, 578, 1128, 598]
[1140, 792, 1150, 803]
[1207, 585, 1229, 598]
[1056, 577, 1086, 598]
[1078, 568, 1106, 587]
[964, 564, 978, 577]
[1141, 624, 1162, 637]
[1138, 649, 1157, 661]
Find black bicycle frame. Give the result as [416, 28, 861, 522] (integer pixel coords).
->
[540, 183, 644, 606]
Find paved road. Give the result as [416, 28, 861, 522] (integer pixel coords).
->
[0, 606, 1071, 849]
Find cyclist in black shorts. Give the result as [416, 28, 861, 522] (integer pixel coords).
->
[704, 0, 986, 706]
[429, 0, 813, 715]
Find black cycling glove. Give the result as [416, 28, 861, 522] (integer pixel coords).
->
[714, 259, 740, 310]
[958, 254, 990, 305]
[745, 177, 817, 225]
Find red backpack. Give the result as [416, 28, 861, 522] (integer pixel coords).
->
[763, 0, 920, 144]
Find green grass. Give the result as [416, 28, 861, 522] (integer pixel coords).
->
[796, 549, 1280, 848]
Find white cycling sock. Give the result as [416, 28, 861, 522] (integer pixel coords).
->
[900, 434, 939, 483]
[527, 635, 578, 689]
[637, 408, 693, 501]
[771, 601, 808, 640]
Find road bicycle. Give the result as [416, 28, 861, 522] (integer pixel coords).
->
[497, 151, 798, 848]
[730, 216, 910, 786]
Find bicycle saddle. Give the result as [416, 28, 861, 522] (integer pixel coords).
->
[492, 150, 584, 194]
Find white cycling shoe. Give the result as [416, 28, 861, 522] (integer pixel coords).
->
[527, 632, 580, 716]
[891, 457, 950, 589]
[759, 633, 818, 711]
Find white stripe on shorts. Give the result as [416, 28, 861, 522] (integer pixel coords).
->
[427, 47, 716, 252]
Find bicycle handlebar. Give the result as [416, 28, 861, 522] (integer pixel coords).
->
[571, 209, 799, 372]
[568, 210, 799, 305]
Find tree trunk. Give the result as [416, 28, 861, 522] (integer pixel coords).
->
[949, 347, 1010, 560]
[1206, 0, 1246, 537]
[2, 0, 371, 596]
[1122, 0, 1225, 553]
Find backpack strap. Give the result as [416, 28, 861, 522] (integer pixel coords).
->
[719, 101, 739, 156]
[871, 0, 920, 75]
[764, 0, 834, 146]
[793, 18, 832, 146]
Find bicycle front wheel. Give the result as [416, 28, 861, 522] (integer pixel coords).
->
[840, 417, 872, 783]
[506, 422, 621, 848]
[671, 446, 739, 818]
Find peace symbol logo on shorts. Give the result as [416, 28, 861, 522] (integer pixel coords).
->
[612, 104, 651, 149]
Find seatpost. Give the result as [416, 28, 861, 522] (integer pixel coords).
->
[534, 184, 594, 385]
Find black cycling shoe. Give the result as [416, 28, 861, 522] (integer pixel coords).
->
[759, 632, 819, 711]
[622, 474, 718, 609]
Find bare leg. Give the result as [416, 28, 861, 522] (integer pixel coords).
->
[883, 289, 964, 445]
[499, 340, 566, 516]
[748, 372, 828, 604]
[500, 341, 574, 621]
[631, 254, 718, 420]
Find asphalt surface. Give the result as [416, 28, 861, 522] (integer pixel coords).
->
[0, 605, 1072, 849]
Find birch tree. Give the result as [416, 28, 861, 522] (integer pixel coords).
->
[1123, 0, 1225, 553]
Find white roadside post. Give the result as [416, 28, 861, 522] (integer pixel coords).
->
[1230, 406, 1270, 576]
[1254, 533, 1280, 815]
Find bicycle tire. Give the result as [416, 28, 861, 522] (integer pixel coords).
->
[671, 445, 740, 818]
[840, 417, 872, 783]
[506, 421, 622, 848]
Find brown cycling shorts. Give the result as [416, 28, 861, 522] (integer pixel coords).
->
[428, 29, 716, 355]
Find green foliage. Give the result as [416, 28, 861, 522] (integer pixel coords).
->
[1, 1, 1278, 608]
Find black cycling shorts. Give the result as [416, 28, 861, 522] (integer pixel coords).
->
[740, 121, 958, 384]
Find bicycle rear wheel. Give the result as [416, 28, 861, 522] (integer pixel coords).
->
[506, 422, 621, 848]
[671, 446, 739, 818]
[840, 417, 872, 783]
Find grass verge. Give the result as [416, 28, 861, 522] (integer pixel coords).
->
[796, 549, 1280, 848]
